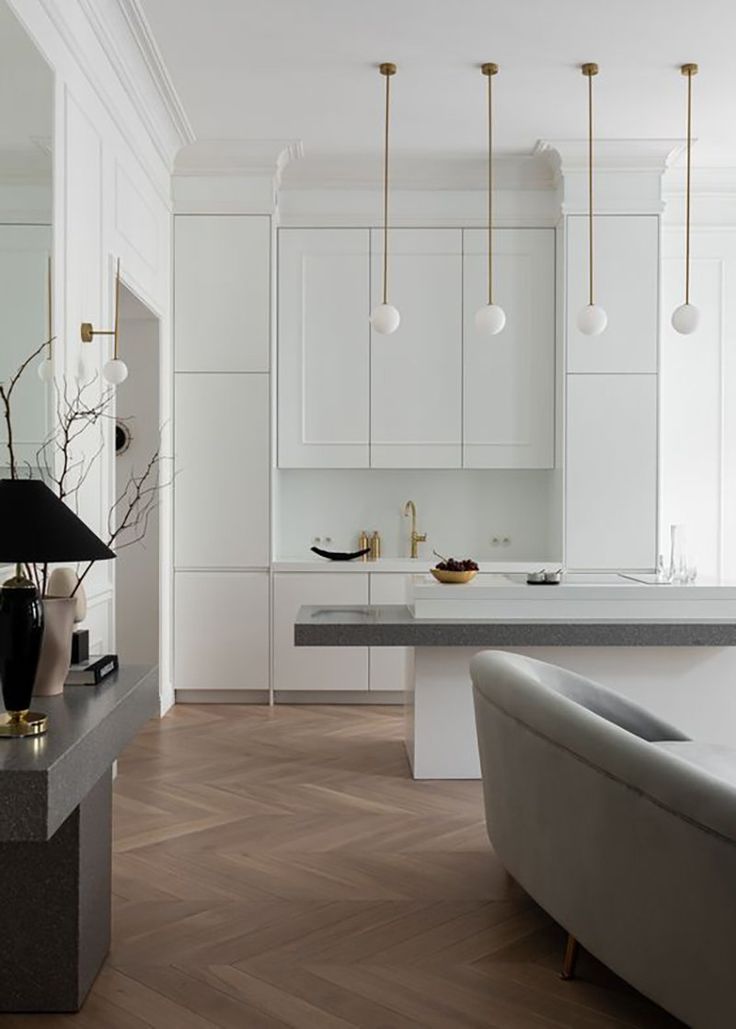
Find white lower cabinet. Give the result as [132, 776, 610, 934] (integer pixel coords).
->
[369, 574, 410, 693]
[273, 573, 369, 692]
[174, 572, 269, 691]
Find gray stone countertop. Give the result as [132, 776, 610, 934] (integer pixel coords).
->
[295, 605, 736, 649]
[0, 665, 158, 842]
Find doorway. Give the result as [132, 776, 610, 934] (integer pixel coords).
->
[115, 285, 160, 666]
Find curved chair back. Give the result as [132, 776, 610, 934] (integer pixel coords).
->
[471, 650, 736, 1029]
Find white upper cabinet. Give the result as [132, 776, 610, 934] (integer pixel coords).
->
[278, 228, 370, 468]
[463, 229, 555, 468]
[370, 228, 463, 468]
[175, 215, 270, 372]
[566, 215, 658, 374]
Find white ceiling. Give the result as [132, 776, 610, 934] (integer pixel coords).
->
[140, 0, 736, 185]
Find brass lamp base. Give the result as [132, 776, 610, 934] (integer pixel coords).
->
[0, 710, 48, 737]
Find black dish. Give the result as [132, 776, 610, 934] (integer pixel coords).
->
[311, 546, 371, 562]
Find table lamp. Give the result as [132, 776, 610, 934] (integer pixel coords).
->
[0, 480, 115, 737]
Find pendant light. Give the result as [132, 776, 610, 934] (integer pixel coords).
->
[475, 63, 506, 336]
[577, 63, 607, 336]
[672, 63, 699, 335]
[370, 62, 400, 335]
[37, 255, 54, 382]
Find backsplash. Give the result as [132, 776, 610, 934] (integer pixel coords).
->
[274, 468, 561, 561]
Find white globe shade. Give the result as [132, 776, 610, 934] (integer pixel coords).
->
[370, 303, 400, 335]
[37, 358, 53, 382]
[103, 358, 129, 385]
[671, 302, 699, 335]
[577, 303, 608, 336]
[475, 304, 506, 336]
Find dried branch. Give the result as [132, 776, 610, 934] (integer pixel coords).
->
[0, 336, 53, 477]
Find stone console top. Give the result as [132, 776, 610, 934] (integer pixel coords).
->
[295, 605, 736, 649]
[0, 665, 158, 842]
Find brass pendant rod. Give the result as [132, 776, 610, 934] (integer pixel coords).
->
[47, 256, 53, 357]
[379, 64, 396, 306]
[586, 68, 595, 307]
[683, 65, 696, 305]
[484, 66, 496, 305]
[113, 257, 121, 359]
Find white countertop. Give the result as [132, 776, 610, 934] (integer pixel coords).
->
[272, 558, 559, 573]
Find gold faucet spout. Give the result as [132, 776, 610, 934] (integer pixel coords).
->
[403, 500, 426, 559]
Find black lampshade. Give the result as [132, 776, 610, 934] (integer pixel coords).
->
[0, 480, 116, 563]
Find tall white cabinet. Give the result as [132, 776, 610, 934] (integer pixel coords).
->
[174, 214, 271, 696]
[564, 214, 660, 570]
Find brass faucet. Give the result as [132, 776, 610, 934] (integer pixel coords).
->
[403, 500, 427, 559]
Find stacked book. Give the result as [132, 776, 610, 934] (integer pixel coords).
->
[66, 655, 119, 686]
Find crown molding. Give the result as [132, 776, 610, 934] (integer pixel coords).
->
[281, 150, 554, 192]
[75, 0, 194, 169]
[174, 139, 303, 186]
[537, 138, 685, 176]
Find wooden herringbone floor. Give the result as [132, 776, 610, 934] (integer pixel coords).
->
[3, 704, 683, 1029]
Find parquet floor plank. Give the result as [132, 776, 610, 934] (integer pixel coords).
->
[2, 704, 683, 1028]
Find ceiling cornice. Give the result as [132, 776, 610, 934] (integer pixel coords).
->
[537, 138, 686, 176]
[174, 139, 304, 186]
[75, 0, 195, 169]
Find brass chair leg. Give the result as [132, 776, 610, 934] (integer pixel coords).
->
[560, 933, 579, 981]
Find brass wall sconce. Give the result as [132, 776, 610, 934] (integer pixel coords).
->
[80, 258, 128, 384]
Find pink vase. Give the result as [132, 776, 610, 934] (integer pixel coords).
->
[33, 598, 76, 696]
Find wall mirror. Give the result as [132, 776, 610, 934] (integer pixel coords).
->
[0, 0, 54, 476]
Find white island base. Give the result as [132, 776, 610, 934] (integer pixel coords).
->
[407, 645, 736, 779]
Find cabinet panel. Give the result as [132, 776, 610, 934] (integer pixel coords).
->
[566, 374, 657, 569]
[371, 229, 462, 468]
[174, 572, 269, 690]
[369, 574, 410, 693]
[175, 215, 270, 372]
[274, 573, 368, 691]
[567, 215, 658, 373]
[463, 229, 555, 468]
[278, 228, 370, 467]
[175, 373, 269, 567]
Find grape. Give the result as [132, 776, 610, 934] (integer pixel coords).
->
[435, 557, 479, 572]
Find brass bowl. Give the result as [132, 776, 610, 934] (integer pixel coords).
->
[430, 568, 478, 584]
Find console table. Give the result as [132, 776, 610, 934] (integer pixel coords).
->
[0, 665, 158, 1012]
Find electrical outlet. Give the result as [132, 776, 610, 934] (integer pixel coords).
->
[491, 536, 512, 547]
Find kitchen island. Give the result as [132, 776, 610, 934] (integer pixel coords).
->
[295, 575, 736, 778]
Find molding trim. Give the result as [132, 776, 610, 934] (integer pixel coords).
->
[174, 138, 303, 186]
[75, 0, 194, 169]
[537, 138, 685, 177]
[116, 0, 195, 147]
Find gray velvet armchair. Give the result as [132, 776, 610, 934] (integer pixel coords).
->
[471, 649, 736, 1029]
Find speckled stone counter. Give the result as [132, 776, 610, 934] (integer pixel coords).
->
[295, 605, 736, 648]
[0, 665, 158, 1012]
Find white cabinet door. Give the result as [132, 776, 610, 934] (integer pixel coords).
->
[463, 228, 555, 468]
[278, 228, 370, 467]
[369, 574, 410, 693]
[567, 215, 658, 374]
[174, 572, 269, 690]
[566, 374, 657, 570]
[175, 373, 269, 568]
[274, 573, 368, 692]
[371, 229, 462, 468]
[175, 215, 270, 372]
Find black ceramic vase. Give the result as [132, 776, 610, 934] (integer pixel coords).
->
[0, 583, 44, 714]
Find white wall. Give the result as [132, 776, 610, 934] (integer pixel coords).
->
[115, 298, 159, 665]
[274, 468, 560, 561]
[8, 0, 183, 710]
[660, 222, 736, 580]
